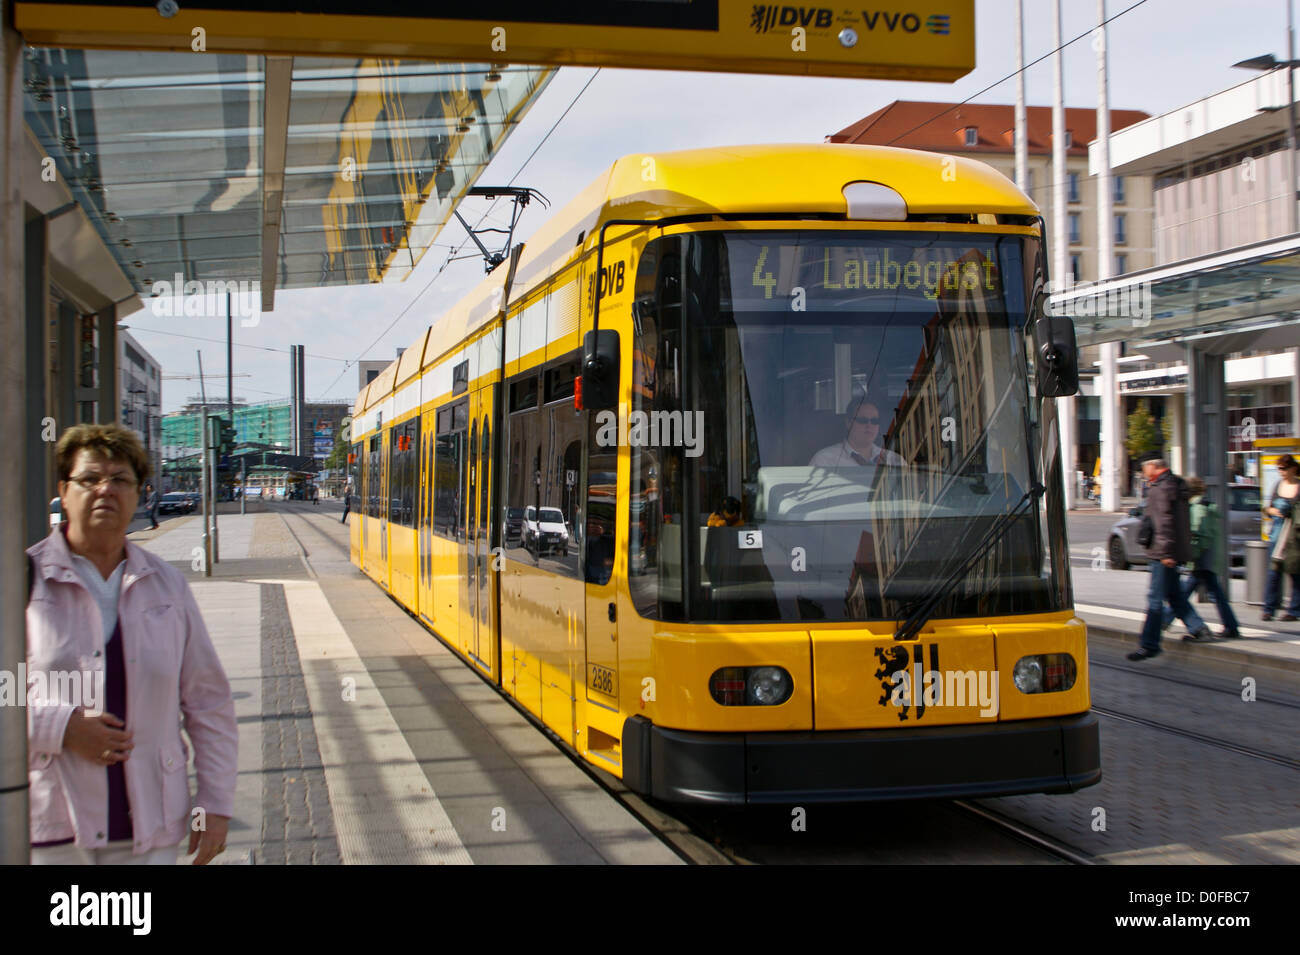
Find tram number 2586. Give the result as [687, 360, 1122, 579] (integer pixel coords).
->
[589, 664, 616, 696]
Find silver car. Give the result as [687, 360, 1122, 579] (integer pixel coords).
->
[1107, 484, 1262, 570]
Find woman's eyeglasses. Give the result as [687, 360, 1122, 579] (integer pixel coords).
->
[69, 473, 138, 492]
[852, 416, 879, 425]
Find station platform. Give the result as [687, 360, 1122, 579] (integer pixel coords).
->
[128, 507, 684, 865]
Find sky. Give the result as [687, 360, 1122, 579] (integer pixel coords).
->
[122, 0, 1300, 415]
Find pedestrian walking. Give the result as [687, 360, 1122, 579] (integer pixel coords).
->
[1261, 453, 1300, 621]
[144, 481, 159, 530]
[1129, 452, 1212, 661]
[340, 480, 352, 524]
[1161, 476, 1240, 639]
[26, 423, 238, 864]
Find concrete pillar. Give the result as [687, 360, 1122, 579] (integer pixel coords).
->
[1169, 391, 1186, 476]
[1292, 345, 1299, 437]
[1100, 341, 1120, 510]
[1, 0, 32, 864]
[25, 207, 49, 549]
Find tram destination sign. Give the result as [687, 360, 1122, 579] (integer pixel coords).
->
[730, 235, 1005, 311]
[15, 0, 975, 81]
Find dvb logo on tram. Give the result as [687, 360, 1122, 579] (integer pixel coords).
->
[586, 259, 625, 309]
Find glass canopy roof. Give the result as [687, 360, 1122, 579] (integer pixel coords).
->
[1053, 238, 1300, 349]
[22, 49, 552, 306]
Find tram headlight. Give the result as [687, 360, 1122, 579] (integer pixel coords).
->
[747, 667, 793, 706]
[710, 666, 793, 706]
[1012, 657, 1043, 693]
[1012, 653, 1078, 694]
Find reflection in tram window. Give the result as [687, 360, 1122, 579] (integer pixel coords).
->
[433, 401, 466, 539]
[586, 397, 619, 588]
[628, 238, 683, 617]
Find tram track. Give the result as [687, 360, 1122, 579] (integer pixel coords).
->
[1091, 704, 1300, 771]
[949, 799, 1095, 865]
[1089, 658, 1300, 711]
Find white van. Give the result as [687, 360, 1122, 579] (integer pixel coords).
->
[524, 505, 569, 556]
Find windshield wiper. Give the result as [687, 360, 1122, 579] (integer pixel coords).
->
[892, 482, 1046, 642]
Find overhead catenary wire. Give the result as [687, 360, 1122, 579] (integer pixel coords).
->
[882, 0, 1152, 150]
[129, 326, 352, 363]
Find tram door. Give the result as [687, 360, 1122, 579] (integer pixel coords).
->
[461, 385, 496, 675]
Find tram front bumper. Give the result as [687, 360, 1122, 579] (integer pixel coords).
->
[621, 712, 1101, 806]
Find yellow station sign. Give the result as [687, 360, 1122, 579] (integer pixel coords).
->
[15, 0, 975, 81]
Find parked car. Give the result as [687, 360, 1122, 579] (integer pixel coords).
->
[1107, 483, 1262, 570]
[503, 507, 524, 545]
[523, 505, 569, 556]
[158, 492, 193, 515]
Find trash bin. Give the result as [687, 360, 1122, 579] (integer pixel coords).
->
[1245, 540, 1270, 605]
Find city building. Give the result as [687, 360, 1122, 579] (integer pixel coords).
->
[118, 330, 162, 485]
[1096, 67, 1300, 483]
[162, 398, 351, 467]
[358, 360, 389, 391]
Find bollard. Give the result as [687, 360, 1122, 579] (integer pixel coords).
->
[1245, 540, 1270, 605]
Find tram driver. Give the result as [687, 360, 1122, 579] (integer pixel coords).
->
[809, 391, 905, 469]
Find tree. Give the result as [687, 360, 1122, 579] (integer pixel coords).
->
[1125, 398, 1162, 459]
[323, 421, 350, 471]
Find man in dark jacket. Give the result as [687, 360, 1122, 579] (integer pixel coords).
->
[143, 482, 159, 530]
[1130, 453, 1212, 660]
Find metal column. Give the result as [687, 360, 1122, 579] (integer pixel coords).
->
[2, 0, 32, 865]
[1186, 345, 1229, 584]
[97, 305, 116, 426]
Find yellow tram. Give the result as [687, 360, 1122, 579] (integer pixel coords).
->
[348, 144, 1101, 804]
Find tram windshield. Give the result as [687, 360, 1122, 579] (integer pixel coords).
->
[626, 230, 1071, 623]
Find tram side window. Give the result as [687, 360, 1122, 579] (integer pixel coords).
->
[367, 434, 382, 519]
[433, 404, 465, 539]
[389, 421, 419, 528]
[503, 392, 540, 566]
[544, 366, 584, 581]
[349, 442, 362, 502]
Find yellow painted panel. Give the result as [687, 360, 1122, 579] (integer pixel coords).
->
[388, 524, 418, 612]
[429, 534, 461, 643]
[16, 2, 976, 82]
[814, 625, 997, 730]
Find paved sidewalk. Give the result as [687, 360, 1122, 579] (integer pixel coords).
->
[134, 510, 682, 865]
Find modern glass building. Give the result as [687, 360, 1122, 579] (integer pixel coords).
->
[163, 398, 351, 460]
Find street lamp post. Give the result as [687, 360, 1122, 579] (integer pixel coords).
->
[1234, 3, 1300, 233]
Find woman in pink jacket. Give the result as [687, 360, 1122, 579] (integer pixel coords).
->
[27, 423, 238, 864]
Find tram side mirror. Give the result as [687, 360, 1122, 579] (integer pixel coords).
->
[1032, 310, 1079, 398]
[581, 329, 620, 411]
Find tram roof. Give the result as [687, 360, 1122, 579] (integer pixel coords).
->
[357, 143, 1038, 414]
